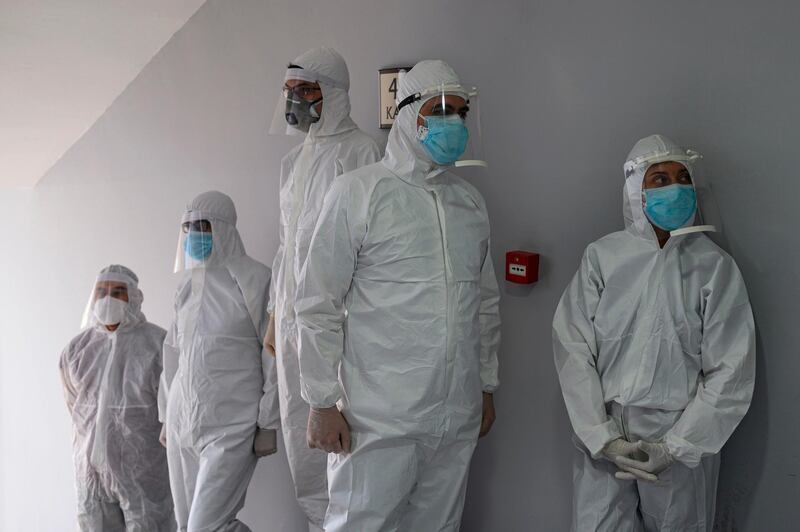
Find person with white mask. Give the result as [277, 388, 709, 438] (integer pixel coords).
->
[295, 59, 501, 531]
[553, 134, 756, 531]
[159, 191, 279, 532]
[59, 264, 175, 531]
[265, 46, 380, 532]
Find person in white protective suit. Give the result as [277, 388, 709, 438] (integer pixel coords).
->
[552, 134, 756, 532]
[295, 59, 502, 532]
[264, 46, 380, 532]
[59, 264, 175, 531]
[159, 190, 280, 532]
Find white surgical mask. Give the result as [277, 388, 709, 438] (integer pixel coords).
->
[93, 296, 128, 327]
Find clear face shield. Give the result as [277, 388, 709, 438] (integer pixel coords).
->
[174, 212, 216, 272]
[80, 274, 132, 329]
[398, 83, 486, 168]
[269, 67, 325, 136]
[625, 147, 720, 237]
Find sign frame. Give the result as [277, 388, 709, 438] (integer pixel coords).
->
[379, 67, 411, 129]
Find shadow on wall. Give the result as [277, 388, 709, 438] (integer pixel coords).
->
[713, 326, 768, 531]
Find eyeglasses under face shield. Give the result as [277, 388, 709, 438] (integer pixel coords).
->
[396, 83, 487, 168]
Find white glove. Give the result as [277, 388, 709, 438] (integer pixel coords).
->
[602, 438, 657, 482]
[602, 438, 637, 461]
[254, 428, 278, 457]
[614, 441, 673, 482]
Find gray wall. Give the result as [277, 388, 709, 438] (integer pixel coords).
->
[1, 0, 798, 530]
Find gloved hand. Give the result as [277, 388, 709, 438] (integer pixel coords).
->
[159, 424, 167, 448]
[602, 438, 657, 482]
[602, 438, 637, 461]
[264, 314, 276, 357]
[254, 428, 278, 457]
[479, 392, 495, 438]
[307, 406, 351, 454]
[614, 441, 673, 482]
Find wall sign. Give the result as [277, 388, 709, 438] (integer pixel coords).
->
[379, 67, 411, 129]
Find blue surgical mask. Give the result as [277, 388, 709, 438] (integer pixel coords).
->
[417, 115, 469, 166]
[184, 231, 213, 261]
[644, 184, 697, 231]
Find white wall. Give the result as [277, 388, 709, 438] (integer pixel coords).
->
[0, 0, 206, 188]
[1, 0, 799, 530]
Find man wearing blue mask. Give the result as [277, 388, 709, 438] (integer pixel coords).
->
[182, 218, 214, 262]
[553, 134, 756, 531]
[295, 60, 501, 531]
[159, 191, 280, 532]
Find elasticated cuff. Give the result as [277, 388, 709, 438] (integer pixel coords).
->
[664, 433, 703, 468]
[580, 419, 623, 458]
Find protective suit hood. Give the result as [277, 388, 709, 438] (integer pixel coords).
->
[180, 190, 246, 269]
[83, 264, 146, 332]
[292, 46, 358, 139]
[622, 134, 701, 242]
[383, 60, 461, 182]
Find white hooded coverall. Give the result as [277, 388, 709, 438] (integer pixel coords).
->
[295, 60, 501, 532]
[60, 265, 175, 532]
[553, 135, 756, 532]
[269, 46, 380, 529]
[159, 191, 279, 532]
